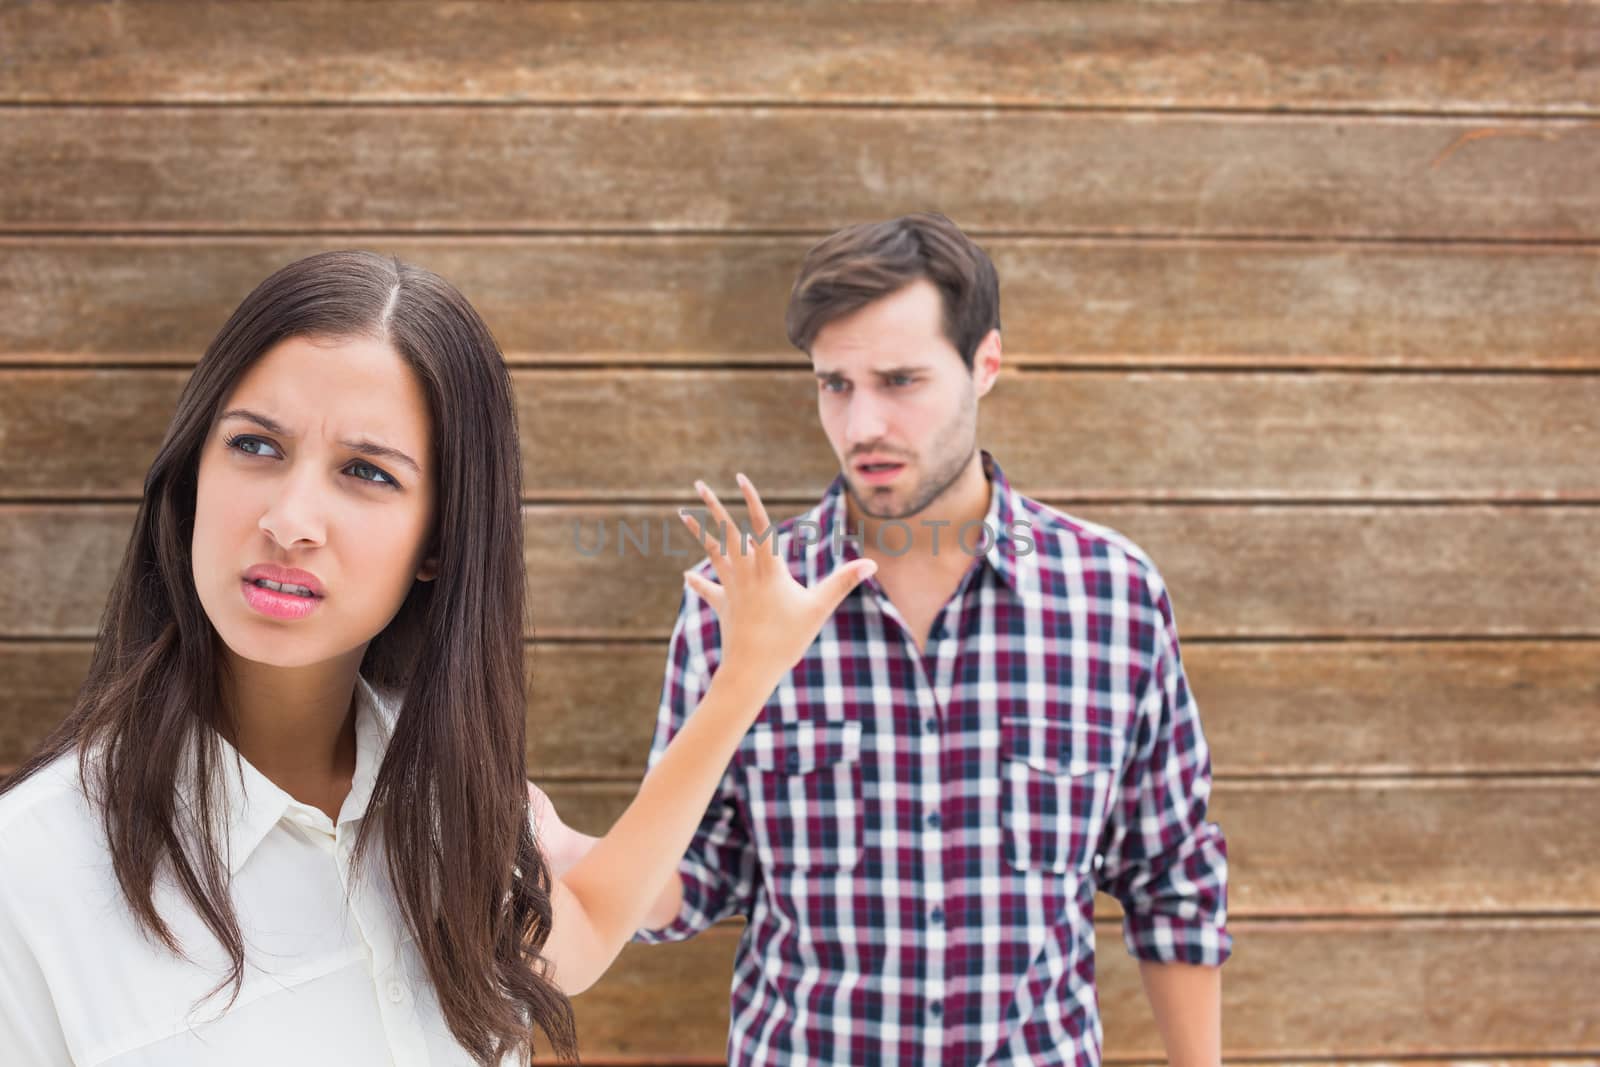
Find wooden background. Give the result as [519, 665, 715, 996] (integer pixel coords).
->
[2, 1, 1598, 1062]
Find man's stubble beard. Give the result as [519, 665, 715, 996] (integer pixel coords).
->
[846, 386, 979, 522]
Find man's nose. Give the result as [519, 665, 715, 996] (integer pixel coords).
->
[845, 393, 890, 447]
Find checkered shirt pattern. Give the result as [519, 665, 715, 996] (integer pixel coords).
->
[634, 451, 1231, 1065]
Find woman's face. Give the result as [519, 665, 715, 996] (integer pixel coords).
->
[191, 334, 438, 670]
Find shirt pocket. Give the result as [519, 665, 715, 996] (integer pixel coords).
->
[741, 719, 865, 873]
[1000, 716, 1118, 876]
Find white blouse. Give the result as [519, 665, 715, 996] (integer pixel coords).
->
[0, 675, 534, 1066]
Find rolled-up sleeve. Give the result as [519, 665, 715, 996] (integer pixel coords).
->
[632, 583, 758, 944]
[1095, 564, 1233, 966]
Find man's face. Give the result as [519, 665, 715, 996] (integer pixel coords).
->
[811, 279, 995, 520]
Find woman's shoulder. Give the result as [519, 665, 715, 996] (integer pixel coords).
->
[0, 751, 103, 875]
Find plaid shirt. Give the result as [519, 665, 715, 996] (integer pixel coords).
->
[635, 451, 1231, 1065]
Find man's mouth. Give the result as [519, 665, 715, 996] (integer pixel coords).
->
[855, 460, 906, 485]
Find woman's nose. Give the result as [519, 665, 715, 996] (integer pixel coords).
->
[257, 469, 327, 550]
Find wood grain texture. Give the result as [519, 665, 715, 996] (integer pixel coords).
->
[0, 643, 91, 770]
[6, 368, 1600, 501]
[14, 651, 1598, 919]
[533, 503, 1600, 640]
[5, 238, 1595, 370]
[2, 3, 1595, 1056]
[543, 778, 1600, 916]
[3, 2, 1595, 114]
[537, 642, 1600, 781]
[552, 919, 1600, 1059]
[4, 504, 1597, 640]
[6, 639, 1598, 778]
[4, 110, 1596, 240]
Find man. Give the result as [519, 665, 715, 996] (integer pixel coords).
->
[536, 213, 1231, 1064]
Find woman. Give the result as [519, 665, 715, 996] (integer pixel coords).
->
[0, 251, 874, 1065]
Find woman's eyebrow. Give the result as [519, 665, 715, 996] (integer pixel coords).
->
[219, 407, 423, 476]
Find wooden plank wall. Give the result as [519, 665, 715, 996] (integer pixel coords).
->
[2, 2, 1598, 1062]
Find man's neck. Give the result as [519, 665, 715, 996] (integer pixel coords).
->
[847, 451, 991, 572]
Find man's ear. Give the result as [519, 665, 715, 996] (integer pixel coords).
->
[972, 329, 1002, 398]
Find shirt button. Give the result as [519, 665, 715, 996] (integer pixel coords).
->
[929, 906, 945, 924]
[929, 1001, 944, 1018]
[926, 811, 941, 829]
[387, 981, 405, 1003]
[929, 621, 946, 641]
[924, 717, 938, 733]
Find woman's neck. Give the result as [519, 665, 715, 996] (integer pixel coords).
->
[219, 647, 365, 821]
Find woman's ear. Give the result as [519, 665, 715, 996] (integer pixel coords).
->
[416, 555, 439, 583]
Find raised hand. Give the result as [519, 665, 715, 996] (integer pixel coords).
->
[537, 474, 877, 994]
[678, 473, 876, 695]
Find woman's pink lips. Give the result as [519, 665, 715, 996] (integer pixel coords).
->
[240, 578, 324, 620]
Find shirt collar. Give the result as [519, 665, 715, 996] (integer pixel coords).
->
[810, 449, 1034, 600]
[176, 673, 398, 875]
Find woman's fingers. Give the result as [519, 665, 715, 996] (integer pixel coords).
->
[678, 508, 733, 586]
[812, 558, 877, 616]
[687, 474, 783, 579]
[694, 480, 745, 557]
[683, 569, 727, 613]
[735, 472, 772, 542]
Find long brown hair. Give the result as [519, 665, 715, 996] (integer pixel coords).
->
[1, 251, 577, 1063]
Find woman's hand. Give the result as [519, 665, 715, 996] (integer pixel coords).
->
[536, 473, 874, 995]
[678, 473, 875, 698]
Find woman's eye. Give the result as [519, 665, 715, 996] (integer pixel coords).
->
[347, 461, 398, 488]
[226, 434, 280, 459]
[821, 379, 848, 394]
[226, 434, 397, 489]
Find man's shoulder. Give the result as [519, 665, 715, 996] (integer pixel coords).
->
[1012, 494, 1164, 593]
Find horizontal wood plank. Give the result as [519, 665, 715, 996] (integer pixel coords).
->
[14, 648, 1598, 917]
[3, 2, 1595, 114]
[8, 641, 1599, 779]
[555, 919, 1600, 1059]
[5, 368, 1600, 501]
[3, 110, 1596, 240]
[543, 778, 1600, 917]
[6, 1, 1597, 1058]
[531, 503, 1600, 640]
[4, 238, 1595, 370]
[1, 744, 1595, 919]
[3, 505, 1597, 640]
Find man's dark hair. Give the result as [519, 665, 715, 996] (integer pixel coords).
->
[785, 212, 1001, 369]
